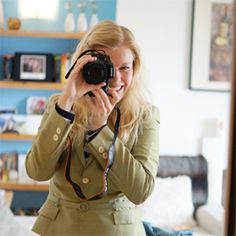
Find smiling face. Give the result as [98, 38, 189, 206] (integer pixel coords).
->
[98, 44, 134, 101]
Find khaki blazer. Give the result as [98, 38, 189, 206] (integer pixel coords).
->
[25, 95, 160, 236]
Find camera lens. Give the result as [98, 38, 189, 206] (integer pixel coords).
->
[83, 61, 108, 84]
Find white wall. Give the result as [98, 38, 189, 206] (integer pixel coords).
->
[116, 0, 230, 160]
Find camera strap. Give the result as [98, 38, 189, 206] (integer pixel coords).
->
[64, 106, 121, 201]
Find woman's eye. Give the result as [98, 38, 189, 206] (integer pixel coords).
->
[120, 66, 130, 71]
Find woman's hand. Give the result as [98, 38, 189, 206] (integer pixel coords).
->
[58, 55, 106, 111]
[84, 87, 121, 131]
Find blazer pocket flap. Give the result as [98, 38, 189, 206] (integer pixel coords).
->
[39, 202, 59, 220]
[113, 208, 137, 225]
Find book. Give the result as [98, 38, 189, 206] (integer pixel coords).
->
[60, 53, 72, 84]
[0, 152, 18, 182]
[53, 54, 61, 82]
[0, 107, 16, 114]
[17, 153, 34, 183]
[3, 54, 14, 79]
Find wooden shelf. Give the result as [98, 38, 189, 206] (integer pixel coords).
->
[0, 80, 64, 90]
[0, 29, 86, 39]
[0, 133, 34, 141]
[0, 182, 49, 191]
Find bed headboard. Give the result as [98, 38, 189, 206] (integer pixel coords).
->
[157, 155, 208, 219]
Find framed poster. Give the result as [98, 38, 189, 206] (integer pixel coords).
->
[189, 0, 233, 91]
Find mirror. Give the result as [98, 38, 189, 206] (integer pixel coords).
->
[0, 0, 235, 235]
[117, 0, 234, 235]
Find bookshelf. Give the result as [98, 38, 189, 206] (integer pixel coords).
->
[0, 80, 64, 90]
[0, 182, 49, 191]
[0, 0, 116, 212]
[0, 29, 85, 39]
[0, 133, 34, 141]
[0, 30, 83, 192]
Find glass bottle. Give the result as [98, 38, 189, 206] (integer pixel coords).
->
[64, 1, 75, 32]
[77, 1, 88, 32]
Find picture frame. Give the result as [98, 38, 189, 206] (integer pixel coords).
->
[189, 0, 233, 92]
[14, 52, 54, 82]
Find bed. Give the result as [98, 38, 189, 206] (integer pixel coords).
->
[139, 155, 224, 236]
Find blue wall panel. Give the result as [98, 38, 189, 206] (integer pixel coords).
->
[0, 0, 116, 210]
[0, 88, 60, 113]
[2, 0, 116, 32]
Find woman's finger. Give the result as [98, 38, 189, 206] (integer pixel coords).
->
[88, 82, 107, 91]
[107, 89, 121, 105]
[92, 90, 107, 110]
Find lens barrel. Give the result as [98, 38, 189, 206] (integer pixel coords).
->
[83, 61, 108, 84]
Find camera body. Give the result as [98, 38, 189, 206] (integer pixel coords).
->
[82, 50, 114, 95]
[65, 50, 115, 95]
[83, 51, 114, 85]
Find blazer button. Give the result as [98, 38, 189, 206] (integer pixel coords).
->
[82, 178, 89, 184]
[102, 153, 108, 159]
[53, 134, 59, 141]
[79, 203, 89, 212]
[98, 146, 104, 153]
[56, 128, 61, 134]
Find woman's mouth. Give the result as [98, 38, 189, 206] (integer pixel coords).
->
[108, 85, 124, 92]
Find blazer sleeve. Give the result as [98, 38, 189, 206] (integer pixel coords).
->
[86, 106, 160, 205]
[25, 95, 73, 181]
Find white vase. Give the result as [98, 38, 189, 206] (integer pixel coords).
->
[77, 12, 88, 32]
[64, 12, 75, 32]
[0, 0, 5, 29]
[89, 13, 98, 30]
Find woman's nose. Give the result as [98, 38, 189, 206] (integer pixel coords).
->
[113, 68, 121, 81]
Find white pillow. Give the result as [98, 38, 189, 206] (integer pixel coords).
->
[196, 203, 224, 235]
[139, 176, 196, 228]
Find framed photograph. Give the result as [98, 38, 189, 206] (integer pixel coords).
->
[14, 52, 54, 82]
[26, 96, 47, 114]
[189, 0, 233, 92]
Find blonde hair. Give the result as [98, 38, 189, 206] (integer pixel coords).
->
[71, 20, 152, 144]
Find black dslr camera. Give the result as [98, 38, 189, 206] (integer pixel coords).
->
[65, 50, 115, 96]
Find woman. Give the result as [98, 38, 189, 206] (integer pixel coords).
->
[26, 20, 160, 236]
